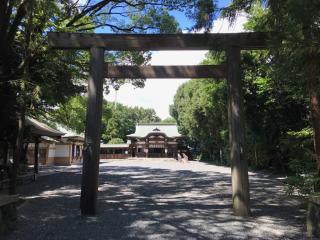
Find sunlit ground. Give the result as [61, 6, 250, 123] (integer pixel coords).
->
[6, 159, 306, 240]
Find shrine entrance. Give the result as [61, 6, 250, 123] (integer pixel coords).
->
[48, 32, 268, 217]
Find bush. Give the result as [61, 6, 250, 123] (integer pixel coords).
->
[285, 173, 320, 196]
[282, 128, 320, 196]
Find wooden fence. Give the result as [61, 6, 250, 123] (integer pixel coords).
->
[99, 154, 130, 159]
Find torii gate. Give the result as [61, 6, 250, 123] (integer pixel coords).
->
[48, 32, 268, 217]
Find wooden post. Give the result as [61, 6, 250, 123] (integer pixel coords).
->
[165, 139, 168, 158]
[146, 138, 149, 158]
[34, 138, 39, 174]
[9, 109, 25, 195]
[3, 141, 8, 165]
[71, 144, 75, 163]
[80, 47, 104, 215]
[226, 46, 250, 217]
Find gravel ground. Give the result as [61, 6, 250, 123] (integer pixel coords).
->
[5, 159, 306, 240]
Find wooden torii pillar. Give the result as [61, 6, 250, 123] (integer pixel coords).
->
[48, 32, 268, 216]
[227, 46, 250, 216]
[80, 47, 105, 215]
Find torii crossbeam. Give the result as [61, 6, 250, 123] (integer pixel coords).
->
[48, 32, 269, 217]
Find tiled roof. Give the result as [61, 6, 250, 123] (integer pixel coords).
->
[127, 123, 182, 138]
[26, 117, 65, 137]
[100, 143, 130, 148]
[62, 133, 84, 142]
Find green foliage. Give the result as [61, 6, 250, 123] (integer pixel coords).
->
[131, 107, 161, 124]
[282, 128, 318, 196]
[0, 0, 217, 134]
[161, 117, 177, 124]
[283, 128, 314, 174]
[171, 9, 314, 171]
[129, 8, 181, 33]
[102, 104, 160, 142]
[185, 0, 217, 31]
[241, 49, 311, 171]
[171, 77, 228, 163]
[0, 0, 88, 143]
[65, 1, 216, 33]
[0, 0, 219, 194]
[108, 138, 125, 144]
[49, 96, 89, 134]
[223, 1, 320, 195]
[245, 2, 320, 196]
[50, 96, 161, 143]
[171, 52, 229, 163]
[285, 174, 320, 196]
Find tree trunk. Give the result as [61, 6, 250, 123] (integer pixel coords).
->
[307, 53, 320, 172]
[3, 141, 8, 165]
[303, 22, 320, 173]
[23, 142, 29, 163]
[9, 106, 26, 194]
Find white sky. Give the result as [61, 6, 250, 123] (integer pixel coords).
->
[105, 14, 248, 119]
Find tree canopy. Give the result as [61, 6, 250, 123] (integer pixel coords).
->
[1, 0, 320, 197]
[50, 95, 160, 143]
[170, 1, 320, 195]
[223, 0, 320, 171]
[0, 0, 217, 194]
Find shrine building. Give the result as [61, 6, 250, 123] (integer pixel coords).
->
[128, 123, 184, 158]
[100, 123, 185, 159]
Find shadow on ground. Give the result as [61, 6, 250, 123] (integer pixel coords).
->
[5, 162, 306, 240]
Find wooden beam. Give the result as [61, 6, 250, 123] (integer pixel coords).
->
[227, 46, 250, 217]
[106, 65, 227, 79]
[48, 32, 269, 51]
[80, 47, 104, 215]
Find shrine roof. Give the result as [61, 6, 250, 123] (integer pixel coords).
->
[100, 143, 130, 148]
[127, 123, 183, 138]
[26, 117, 65, 138]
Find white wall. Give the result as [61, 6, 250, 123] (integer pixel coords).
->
[55, 144, 70, 157]
[48, 144, 56, 158]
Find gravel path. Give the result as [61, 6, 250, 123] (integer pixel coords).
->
[5, 159, 306, 239]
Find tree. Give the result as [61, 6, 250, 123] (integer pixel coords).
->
[171, 77, 228, 162]
[171, 44, 312, 172]
[49, 96, 89, 134]
[170, 52, 229, 163]
[223, 0, 320, 172]
[0, 1, 87, 194]
[0, 0, 217, 194]
[50, 96, 161, 143]
[64, 0, 216, 32]
[131, 107, 161, 123]
[161, 117, 177, 124]
[108, 138, 125, 144]
[241, 49, 310, 170]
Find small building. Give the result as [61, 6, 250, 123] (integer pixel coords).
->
[53, 134, 84, 165]
[25, 117, 65, 167]
[26, 118, 84, 166]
